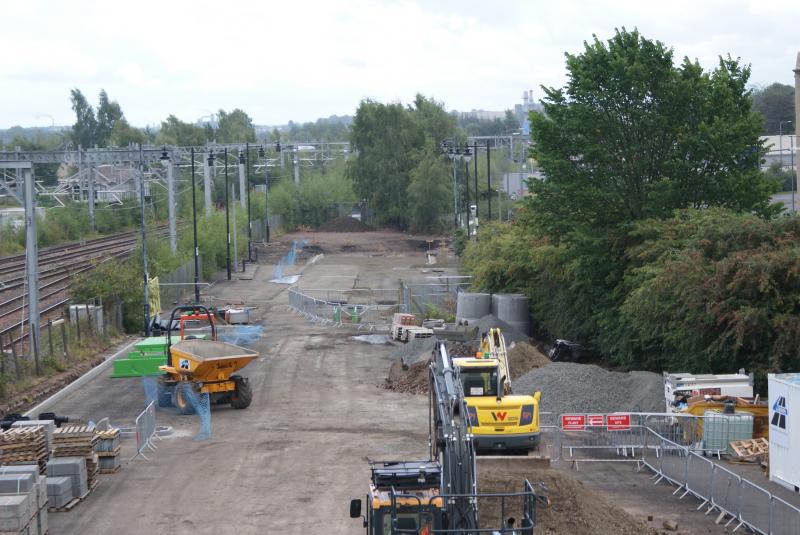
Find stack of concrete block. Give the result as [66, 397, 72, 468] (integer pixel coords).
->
[95, 428, 121, 474]
[52, 426, 98, 490]
[0, 428, 48, 474]
[45, 457, 87, 502]
[0, 466, 47, 535]
[46, 477, 73, 509]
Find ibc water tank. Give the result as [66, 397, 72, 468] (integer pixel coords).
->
[456, 292, 491, 324]
[494, 294, 530, 335]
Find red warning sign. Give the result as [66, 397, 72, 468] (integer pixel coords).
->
[561, 414, 586, 431]
[587, 414, 604, 427]
[606, 413, 631, 431]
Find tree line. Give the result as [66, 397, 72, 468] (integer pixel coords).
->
[461, 29, 799, 386]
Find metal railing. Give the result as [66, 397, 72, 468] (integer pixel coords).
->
[547, 412, 800, 535]
[132, 400, 158, 461]
[287, 286, 404, 330]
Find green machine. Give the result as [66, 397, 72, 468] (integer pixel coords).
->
[111, 337, 169, 377]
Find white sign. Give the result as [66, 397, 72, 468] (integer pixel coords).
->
[770, 380, 790, 448]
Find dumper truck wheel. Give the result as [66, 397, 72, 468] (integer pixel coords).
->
[157, 384, 174, 408]
[174, 383, 197, 415]
[230, 376, 252, 409]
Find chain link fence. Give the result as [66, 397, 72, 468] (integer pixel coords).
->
[401, 276, 472, 317]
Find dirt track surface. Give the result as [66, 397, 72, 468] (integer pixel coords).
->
[46, 231, 447, 535]
[40, 230, 776, 534]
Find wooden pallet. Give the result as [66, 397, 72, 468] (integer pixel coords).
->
[99, 465, 121, 475]
[48, 496, 80, 513]
[96, 446, 121, 458]
[729, 438, 769, 461]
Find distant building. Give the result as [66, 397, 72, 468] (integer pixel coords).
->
[514, 90, 540, 135]
[462, 109, 507, 121]
[0, 207, 46, 230]
[762, 135, 797, 169]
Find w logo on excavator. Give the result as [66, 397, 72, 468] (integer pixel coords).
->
[491, 411, 507, 422]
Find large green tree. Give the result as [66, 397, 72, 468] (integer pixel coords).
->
[528, 28, 778, 243]
[751, 83, 795, 135]
[156, 115, 208, 146]
[70, 89, 97, 148]
[216, 109, 256, 143]
[348, 94, 456, 229]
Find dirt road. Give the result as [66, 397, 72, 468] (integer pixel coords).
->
[47, 231, 441, 534]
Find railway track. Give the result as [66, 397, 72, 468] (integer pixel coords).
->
[0, 225, 171, 339]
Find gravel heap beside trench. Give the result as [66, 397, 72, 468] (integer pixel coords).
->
[513, 362, 664, 414]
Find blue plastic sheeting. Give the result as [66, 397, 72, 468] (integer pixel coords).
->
[217, 325, 264, 348]
[271, 239, 307, 280]
[142, 376, 212, 441]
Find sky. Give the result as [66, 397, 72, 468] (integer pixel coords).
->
[2, 0, 799, 129]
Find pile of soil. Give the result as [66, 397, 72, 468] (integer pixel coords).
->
[507, 341, 551, 380]
[447, 340, 478, 357]
[384, 358, 430, 394]
[478, 467, 653, 534]
[317, 216, 374, 233]
[513, 362, 663, 414]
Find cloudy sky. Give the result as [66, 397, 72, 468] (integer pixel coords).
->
[2, 0, 798, 129]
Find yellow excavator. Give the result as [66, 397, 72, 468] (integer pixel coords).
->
[447, 328, 542, 452]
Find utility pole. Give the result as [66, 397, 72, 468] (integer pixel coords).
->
[293, 147, 300, 185]
[224, 148, 231, 280]
[190, 148, 201, 303]
[77, 147, 83, 203]
[232, 184, 238, 272]
[473, 141, 479, 221]
[452, 158, 458, 229]
[264, 149, 270, 244]
[204, 151, 212, 217]
[464, 154, 470, 236]
[22, 163, 41, 371]
[237, 149, 247, 209]
[88, 164, 95, 232]
[166, 155, 177, 253]
[794, 51, 800, 214]
[138, 144, 151, 336]
[486, 141, 492, 220]
[245, 142, 252, 259]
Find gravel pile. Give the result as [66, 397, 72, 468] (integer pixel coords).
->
[388, 337, 436, 364]
[317, 216, 374, 232]
[469, 314, 528, 344]
[513, 362, 663, 414]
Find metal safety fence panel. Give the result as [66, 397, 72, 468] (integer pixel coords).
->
[771, 496, 800, 535]
[558, 422, 646, 462]
[133, 400, 157, 461]
[739, 479, 771, 534]
[710, 464, 742, 523]
[658, 439, 688, 488]
[685, 452, 714, 504]
[287, 286, 404, 330]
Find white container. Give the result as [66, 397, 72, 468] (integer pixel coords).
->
[68, 304, 104, 332]
[768, 373, 800, 492]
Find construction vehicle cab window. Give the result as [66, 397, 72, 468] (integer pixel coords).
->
[459, 366, 499, 397]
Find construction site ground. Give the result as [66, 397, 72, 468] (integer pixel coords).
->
[35, 230, 765, 534]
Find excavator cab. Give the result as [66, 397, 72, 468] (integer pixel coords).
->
[350, 461, 444, 535]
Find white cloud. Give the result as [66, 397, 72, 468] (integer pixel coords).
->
[1, 0, 798, 128]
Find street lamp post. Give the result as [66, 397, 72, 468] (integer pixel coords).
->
[245, 142, 252, 260]
[224, 148, 231, 280]
[190, 148, 201, 303]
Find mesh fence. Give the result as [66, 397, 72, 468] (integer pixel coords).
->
[158, 256, 203, 306]
[143, 376, 212, 441]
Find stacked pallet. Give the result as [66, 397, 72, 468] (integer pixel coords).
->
[94, 428, 121, 474]
[0, 428, 49, 474]
[52, 426, 99, 491]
